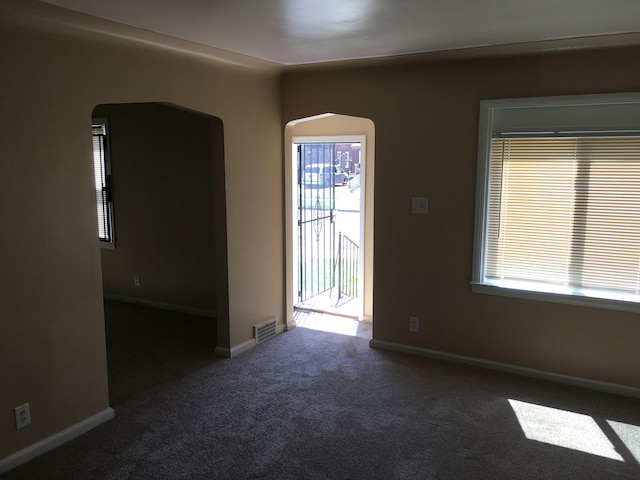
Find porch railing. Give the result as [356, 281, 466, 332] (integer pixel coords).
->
[335, 232, 359, 306]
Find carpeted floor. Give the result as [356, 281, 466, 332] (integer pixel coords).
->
[2, 301, 639, 479]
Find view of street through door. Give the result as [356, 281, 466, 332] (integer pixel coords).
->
[295, 142, 363, 318]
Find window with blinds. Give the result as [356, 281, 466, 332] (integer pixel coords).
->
[487, 135, 640, 294]
[473, 93, 640, 312]
[92, 119, 114, 245]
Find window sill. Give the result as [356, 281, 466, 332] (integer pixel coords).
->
[471, 281, 640, 314]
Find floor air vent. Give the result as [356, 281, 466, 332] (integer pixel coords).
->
[254, 318, 277, 344]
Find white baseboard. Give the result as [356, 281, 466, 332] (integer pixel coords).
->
[0, 407, 115, 475]
[285, 320, 297, 331]
[104, 294, 216, 318]
[369, 339, 640, 399]
[214, 323, 285, 358]
[213, 346, 231, 357]
[214, 340, 253, 358]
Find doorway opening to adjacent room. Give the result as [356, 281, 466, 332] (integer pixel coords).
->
[92, 102, 226, 402]
[284, 114, 375, 332]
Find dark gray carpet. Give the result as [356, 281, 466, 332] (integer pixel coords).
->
[3, 301, 639, 479]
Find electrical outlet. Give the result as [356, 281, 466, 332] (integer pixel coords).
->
[409, 316, 420, 332]
[134, 275, 140, 286]
[411, 197, 428, 214]
[15, 403, 31, 429]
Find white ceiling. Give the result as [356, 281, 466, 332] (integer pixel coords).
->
[39, 0, 640, 65]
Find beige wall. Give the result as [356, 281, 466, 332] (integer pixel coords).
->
[0, 0, 282, 460]
[281, 46, 640, 389]
[94, 103, 218, 313]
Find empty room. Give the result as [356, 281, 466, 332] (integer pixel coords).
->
[1, 1, 639, 478]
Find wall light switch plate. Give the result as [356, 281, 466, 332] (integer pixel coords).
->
[411, 197, 428, 214]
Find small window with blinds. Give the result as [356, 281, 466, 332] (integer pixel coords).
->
[92, 119, 114, 246]
[473, 93, 640, 312]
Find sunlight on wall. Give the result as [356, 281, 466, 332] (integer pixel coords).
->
[508, 399, 624, 461]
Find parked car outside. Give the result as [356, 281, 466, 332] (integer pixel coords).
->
[303, 164, 348, 187]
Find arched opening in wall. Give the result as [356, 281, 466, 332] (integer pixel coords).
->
[91, 102, 228, 403]
[285, 114, 375, 338]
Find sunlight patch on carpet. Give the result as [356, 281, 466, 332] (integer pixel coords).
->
[508, 399, 623, 461]
[608, 420, 640, 463]
[295, 312, 359, 336]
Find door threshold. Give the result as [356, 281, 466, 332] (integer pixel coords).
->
[294, 304, 360, 320]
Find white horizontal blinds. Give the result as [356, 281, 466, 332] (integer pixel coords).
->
[577, 138, 640, 292]
[92, 123, 110, 242]
[486, 135, 640, 294]
[487, 138, 575, 285]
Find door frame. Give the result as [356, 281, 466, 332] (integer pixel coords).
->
[284, 114, 375, 329]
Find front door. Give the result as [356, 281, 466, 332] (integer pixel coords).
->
[297, 143, 336, 303]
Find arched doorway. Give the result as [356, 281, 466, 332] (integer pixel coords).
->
[284, 114, 375, 331]
[91, 102, 228, 400]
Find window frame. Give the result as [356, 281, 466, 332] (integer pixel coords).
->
[472, 92, 640, 313]
[92, 117, 115, 249]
